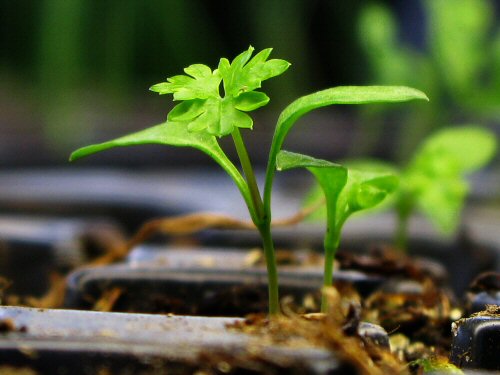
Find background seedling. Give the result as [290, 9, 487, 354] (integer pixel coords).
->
[71, 46, 427, 315]
[276, 150, 398, 312]
[394, 126, 497, 250]
[357, 0, 500, 161]
[304, 126, 497, 252]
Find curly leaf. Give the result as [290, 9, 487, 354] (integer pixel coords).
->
[219, 46, 291, 96]
[150, 64, 221, 101]
[152, 47, 289, 137]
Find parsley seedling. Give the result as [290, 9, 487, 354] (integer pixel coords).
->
[71, 47, 427, 315]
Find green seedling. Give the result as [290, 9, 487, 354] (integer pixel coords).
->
[395, 126, 497, 250]
[276, 151, 399, 312]
[358, 0, 500, 161]
[70, 46, 428, 315]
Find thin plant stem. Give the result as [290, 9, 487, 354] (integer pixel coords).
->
[231, 128, 280, 315]
[231, 128, 265, 222]
[321, 226, 340, 313]
[258, 223, 280, 315]
[321, 211, 348, 313]
[395, 210, 410, 252]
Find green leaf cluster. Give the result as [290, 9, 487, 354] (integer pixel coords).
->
[398, 126, 497, 235]
[150, 46, 290, 137]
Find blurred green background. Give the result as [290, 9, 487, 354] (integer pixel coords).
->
[1, 0, 500, 168]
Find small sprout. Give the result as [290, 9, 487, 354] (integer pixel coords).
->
[276, 150, 399, 312]
[395, 126, 497, 250]
[70, 46, 427, 315]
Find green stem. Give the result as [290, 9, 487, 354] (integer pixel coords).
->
[258, 223, 280, 315]
[395, 210, 410, 252]
[321, 223, 341, 313]
[231, 128, 265, 222]
[231, 128, 280, 315]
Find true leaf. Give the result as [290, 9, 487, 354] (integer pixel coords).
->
[167, 99, 206, 122]
[149, 65, 221, 100]
[219, 46, 291, 97]
[151, 47, 290, 137]
[234, 91, 270, 111]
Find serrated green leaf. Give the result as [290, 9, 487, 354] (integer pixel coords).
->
[167, 99, 206, 122]
[184, 64, 212, 79]
[244, 48, 272, 70]
[150, 66, 221, 101]
[234, 91, 270, 111]
[253, 59, 291, 82]
[210, 98, 252, 136]
[219, 46, 255, 96]
[186, 97, 220, 134]
[219, 46, 290, 96]
[153, 47, 289, 138]
[149, 82, 173, 95]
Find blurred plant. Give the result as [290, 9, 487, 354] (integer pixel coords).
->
[394, 126, 497, 250]
[303, 126, 497, 252]
[357, 0, 500, 161]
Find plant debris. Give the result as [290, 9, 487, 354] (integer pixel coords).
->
[227, 287, 407, 375]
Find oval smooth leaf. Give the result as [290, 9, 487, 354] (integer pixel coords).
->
[412, 126, 497, 173]
[264, 86, 428, 211]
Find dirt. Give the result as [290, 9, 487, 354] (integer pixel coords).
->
[1, 232, 497, 374]
[227, 289, 407, 375]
